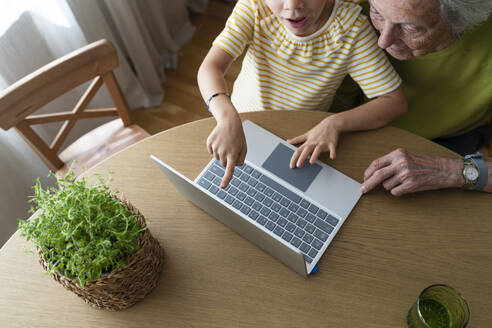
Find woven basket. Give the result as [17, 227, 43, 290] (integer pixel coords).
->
[38, 198, 164, 311]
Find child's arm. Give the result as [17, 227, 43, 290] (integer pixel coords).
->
[197, 46, 246, 187]
[287, 85, 407, 168]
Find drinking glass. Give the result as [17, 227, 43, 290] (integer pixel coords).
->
[407, 284, 470, 328]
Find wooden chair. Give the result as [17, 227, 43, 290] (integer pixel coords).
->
[0, 39, 150, 177]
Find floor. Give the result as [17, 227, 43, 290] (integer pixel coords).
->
[132, 0, 239, 135]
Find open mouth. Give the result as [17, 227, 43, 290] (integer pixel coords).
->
[285, 16, 308, 28]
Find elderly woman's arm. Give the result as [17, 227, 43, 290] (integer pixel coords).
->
[360, 148, 492, 196]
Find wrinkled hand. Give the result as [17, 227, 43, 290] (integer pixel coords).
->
[287, 117, 340, 168]
[207, 117, 247, 188]
[361, 148, 463, 196]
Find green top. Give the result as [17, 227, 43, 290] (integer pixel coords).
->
[332, 14, 492, 139]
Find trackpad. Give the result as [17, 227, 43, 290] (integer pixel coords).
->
[262, 143, 322, 192]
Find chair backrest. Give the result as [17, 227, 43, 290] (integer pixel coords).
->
[0, 39, 133, 172]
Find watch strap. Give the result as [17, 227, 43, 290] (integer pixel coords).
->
[465, 153, 488, 191]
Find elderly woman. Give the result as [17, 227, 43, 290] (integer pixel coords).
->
[338, 0, 492, 195]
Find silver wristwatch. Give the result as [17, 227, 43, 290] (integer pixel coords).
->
[462, 153, 487, 190]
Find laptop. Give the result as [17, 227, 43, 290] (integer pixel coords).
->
[150, 120, 361, 277]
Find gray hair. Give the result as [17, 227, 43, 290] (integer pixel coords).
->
[440, 0, 492, 35]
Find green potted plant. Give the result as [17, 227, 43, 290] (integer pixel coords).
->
[18, 172, 164, 311]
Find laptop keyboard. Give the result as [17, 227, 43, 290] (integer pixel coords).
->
[197, 160, 340, 264]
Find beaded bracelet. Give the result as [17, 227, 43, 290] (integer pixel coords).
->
[205, 92, 230, 110]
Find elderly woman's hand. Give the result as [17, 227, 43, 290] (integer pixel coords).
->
[360, 148, 464, 196]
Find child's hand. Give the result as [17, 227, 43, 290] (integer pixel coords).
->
[207, 116, 247, 188]
[287, 116, 340, 168]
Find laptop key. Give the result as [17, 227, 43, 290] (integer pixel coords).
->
[277, 217, 288, 227]
[280, 197, 291, 207]
[325, 215, 339, 227]
[314, 219, 334, 234]
[288, 203, 299, 212]
[239, 174, 249, 182]
[239, 182, 249, 192]
[300, 242, 311, 254]
[240, 206, 251, 215]
[248, 210, 259, 221]
[263, 198, 273, 207]
[300, 199, 310, 209]
[255, 183, 266, 192]
[305, 213, 316, 223]
[296, 218, 307, 229]
[198, 178, 211, 189]
[302, 234, 314, 244]
[230, 177, 241, 187]
[279, 208, 290, 218]
[209, 185, 220, 195]
[233, 167, 242, 177]
[311, 238, 323, 250]
[260, 207, 271, 217]
[273, 226, 284, 237]
[212, 177, 221, 186]
[252, 201, 262, 212]
[257, 216, 268, 226]
[244, 197, 255, 206]
[246, 188, 257, 197]
[314, 229, 329, 242]
[290, 237, 302, 248]
[308, 204, 319, 214]
[210, 165, 225, 177]
[247, 178, 258, 187]
[287, 213, 298, 223]
[233, 200, 242, 209]
[243, 165, 253, 174]
[294, 228, 305, 238]
[225, 195, 234, 205]
[308, 248, 318, 259]
[264, 188, 274, 197]
[305, 256, 313, 264]
[229, 187, 239, 196]
[217, 190, 227, 199]
[317, 209, 328, 220]
[285, 222, 296, 233]
[297, 207, 307, 218]
[237, 192, 246, 201]
[282, 232, 293, 242]
[305, 223, 315, 234]
[271, 203, 282, 213]
[204, 171, 216, 181]
[273, 192, 282, 202]
[254, 193, 265, 202]
[251, 169, 261, 179]
[268, 212, 279, 222]
[265, 221, 276, 231]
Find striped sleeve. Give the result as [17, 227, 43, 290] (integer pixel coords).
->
[346, 15, 402, 98]
[212, 0, 255, 59]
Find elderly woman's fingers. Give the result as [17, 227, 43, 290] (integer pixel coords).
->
[382, 174, 403, 191]
[360, 165, 396, 193]
[363, 149, 403, 180]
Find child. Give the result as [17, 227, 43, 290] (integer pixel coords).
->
[197, 0, 407, 187]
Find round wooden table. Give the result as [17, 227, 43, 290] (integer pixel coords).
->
[1, 111, 491, 327]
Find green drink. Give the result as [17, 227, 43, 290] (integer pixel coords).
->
[407, 284, 469, 328]
[418, 299, 450, 328]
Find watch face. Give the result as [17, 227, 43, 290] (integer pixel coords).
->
[464, 166, 479, 181]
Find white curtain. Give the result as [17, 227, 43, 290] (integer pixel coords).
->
[0, 0, 208, 247]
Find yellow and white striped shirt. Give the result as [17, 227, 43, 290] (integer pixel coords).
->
[213, 0, 401, 112]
